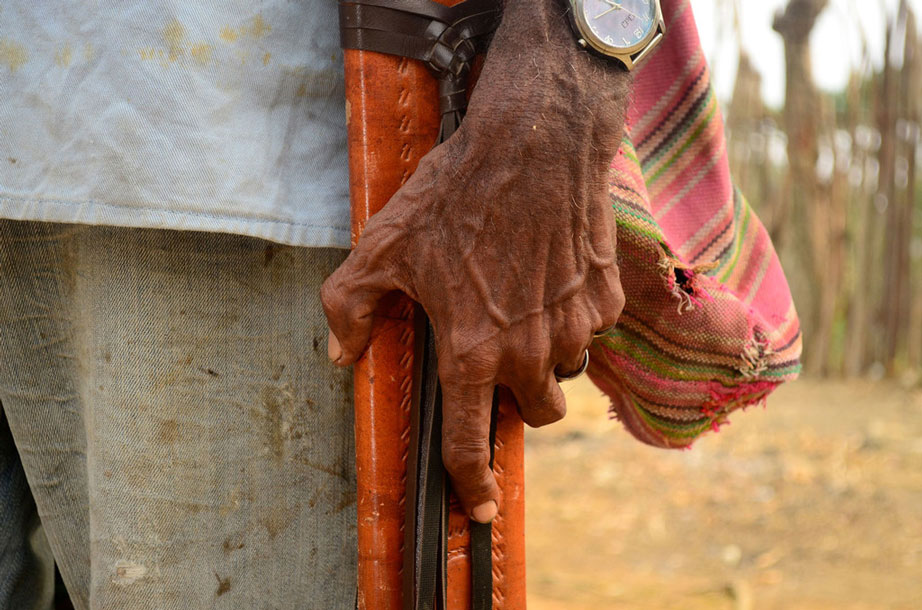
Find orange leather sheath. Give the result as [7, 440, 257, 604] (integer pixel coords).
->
[344, 6, 526, 608]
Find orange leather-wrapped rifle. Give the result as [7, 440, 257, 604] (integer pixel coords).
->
[340, 0, 526, 607]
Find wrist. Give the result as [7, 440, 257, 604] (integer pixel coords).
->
[464, 0, 632, 160]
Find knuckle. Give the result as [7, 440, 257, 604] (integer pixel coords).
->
[321, 263, 384, 326]
[530, 333, 553, 359]
[514, 348, 549, 378]
[609, 274, 626, 311]
[507, 330, 551, 372]
[495, 348, 548, 392]
[514, 377, 567, 428]
[560, 324, 591, 350]
[440, 336, 498, 383]
[320, 275, 347, 317]
[522, 395, 566, 428]
[441, 441, 490, 478]
[440, 357, 494, 387]
[604, 265, 624, 298]
[595, 271, 625, 326]
[553, 318, 593, 362]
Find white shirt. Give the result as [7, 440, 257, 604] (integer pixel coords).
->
[0, 1, 350, 249]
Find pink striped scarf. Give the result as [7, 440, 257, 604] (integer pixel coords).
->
[588, 0, 802, 448]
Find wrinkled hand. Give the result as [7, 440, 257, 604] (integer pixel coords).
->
[322, 0, 631, 522]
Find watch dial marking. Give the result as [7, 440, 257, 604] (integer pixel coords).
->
[582, 0, 656, 50]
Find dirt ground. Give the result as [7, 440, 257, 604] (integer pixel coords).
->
[525, 378, 922, 610]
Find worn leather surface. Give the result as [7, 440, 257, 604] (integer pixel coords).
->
[340, 0, 500, 141]
[346, 48, 437, 610]
[343, 1, 526, 607]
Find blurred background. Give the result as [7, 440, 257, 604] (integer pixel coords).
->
[527, 0, 922, 608]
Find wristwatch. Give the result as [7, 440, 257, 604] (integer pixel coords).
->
[566, 0, 665, 71]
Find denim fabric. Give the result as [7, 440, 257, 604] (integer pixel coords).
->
[0, 221, 356, 609]
[0, 410, 54, 610]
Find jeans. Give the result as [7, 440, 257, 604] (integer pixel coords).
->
[0, 409, 54, 610]
[0, 221, 356, 609]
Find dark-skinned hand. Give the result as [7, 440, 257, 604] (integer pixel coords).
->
[322, 0, 631, 523]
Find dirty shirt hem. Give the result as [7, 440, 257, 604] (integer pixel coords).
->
[0, 194, 352, 250]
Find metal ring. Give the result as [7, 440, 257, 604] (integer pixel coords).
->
[555, 349, 590, 382]
[593, 324, 618, 338]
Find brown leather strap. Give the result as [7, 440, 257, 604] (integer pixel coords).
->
[469, 395, 499, 610]
[404, 325, 448, 610]
[340, 0, 501, 142]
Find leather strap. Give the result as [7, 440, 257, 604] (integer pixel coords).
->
[340, 0, 501, 142]
[469, 396, 499, 610]
[408, 321, 497, 610]
[406, 326, 448, 610]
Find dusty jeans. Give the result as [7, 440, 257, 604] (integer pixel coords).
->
[0, 221, 356, 609]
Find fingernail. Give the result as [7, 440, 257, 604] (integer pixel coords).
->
[327, 331, 343, 363]
[471, 501, 497, 524]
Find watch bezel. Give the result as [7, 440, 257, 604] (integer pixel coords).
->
[568, 0, 665, 70]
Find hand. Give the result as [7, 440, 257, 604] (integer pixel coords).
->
[322, 0, 630, 522]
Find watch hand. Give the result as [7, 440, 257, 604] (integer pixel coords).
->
[595, 2, 643, 21]
[594, 3, 622, 19]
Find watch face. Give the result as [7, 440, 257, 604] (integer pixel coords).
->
[579, 0, 658, 50]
